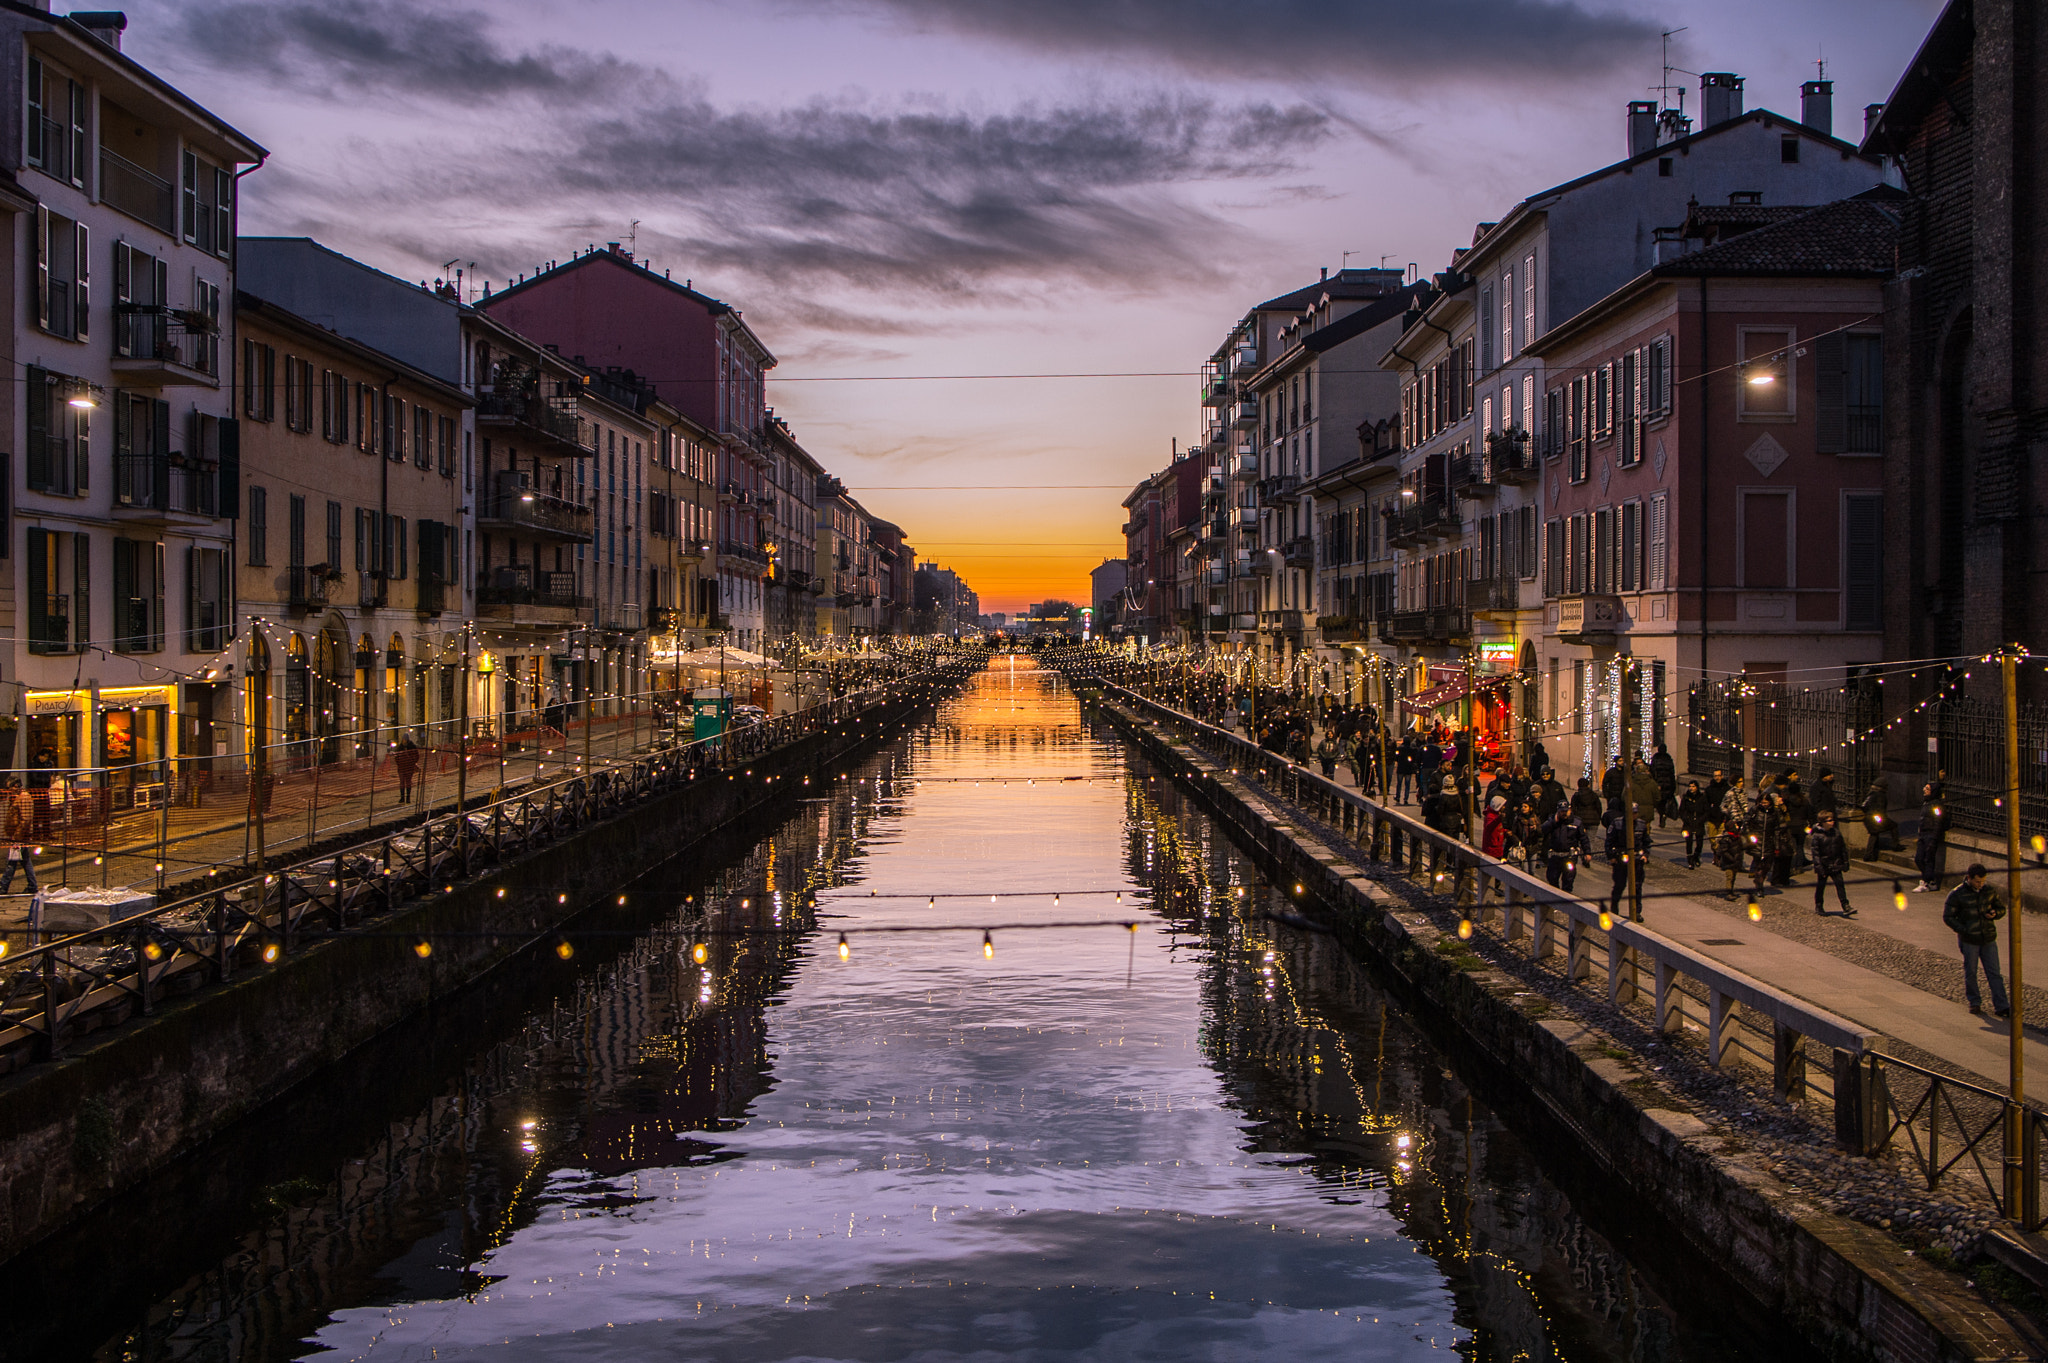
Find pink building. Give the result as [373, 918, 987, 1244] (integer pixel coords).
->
[1527, 192, 1898, 781]
[482, 246, 779, 649]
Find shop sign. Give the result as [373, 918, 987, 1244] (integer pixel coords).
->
[100, 686, 174, 709]
[1477, 641, 1518, 669]
[25, 691, 83, 715]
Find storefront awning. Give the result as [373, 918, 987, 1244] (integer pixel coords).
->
[1399, 673, 1512, 716]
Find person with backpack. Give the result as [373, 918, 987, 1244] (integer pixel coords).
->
[1807, 809, 1854, 916]
[1942, 864, 2010, 1018]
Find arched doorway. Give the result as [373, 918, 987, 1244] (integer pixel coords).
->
[283, 633, 311, 766]
[1519, 640, 1539, 767]
[315, 626, 346, 764]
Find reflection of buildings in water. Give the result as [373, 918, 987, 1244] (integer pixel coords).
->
[1126, 774, 1684, 1363]
[93, 769, 876, 1363]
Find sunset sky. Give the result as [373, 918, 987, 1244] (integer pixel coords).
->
[132, 0, 1936, 614]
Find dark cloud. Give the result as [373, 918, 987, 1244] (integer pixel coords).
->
[172, 0, 645, 100]
[159, 2, 1337, 312]
[817, 0, 1660, 80]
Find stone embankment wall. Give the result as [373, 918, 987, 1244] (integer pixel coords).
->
[1092, 697, 2035, 1363]
[0, 677, 966, 1266]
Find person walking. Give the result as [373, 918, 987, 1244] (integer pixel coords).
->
[1605, 809, 1650, 922]
[1914, 782, 1951, 893]
[1811, 766, 1839, 821]
[1702, 769, 1730, 841]
[1677, 780, 1709, 868]
[1808, 810, 1854, 916]
[1569, 776, 1604, 827]
[394, 733, 424, 803]
[1315, 730, 1340, 780]
[1527, 738, 1551, 780]
[1394, 736, 1418, 804]
[1942, 864, 2011, 1018]
[1859, 777, 1896, 859]
[1782, 773, 1814, 871]
[1542, 807, 1590, 892]
[0, 779, 39, 895]
[1712, 818, 1748, 900]
[1600, 757, 1626, 810]
[1650, 743, 1677, 827]
[1482, 796, 1510, 859]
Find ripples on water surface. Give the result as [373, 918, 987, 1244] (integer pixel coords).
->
[35, 658, 1768, 1361]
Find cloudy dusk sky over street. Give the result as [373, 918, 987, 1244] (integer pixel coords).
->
[132, 0, 1934, 613]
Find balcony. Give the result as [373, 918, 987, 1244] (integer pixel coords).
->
[1317, 615, 1366, 643]
[719, 540, 771, 567]
[1388, 499, 1457, 546]
[1201, 519, 1226, 543]
[28, 595, 72, 655]
[603, 601, 645, 633]
[1203, 472, 1225, 502]
[1282, 536, 1315, 569]
[1232, 399, 1259, 430]
[288, 565, 341, 614]
[1556, 593, 1624, 645]
[112, 454, 219, 521]
[475, 389, 592, 454]
[1229, 613, 1257, 631]
[478, 473, 594, 541]
[476, 569, 590, 624]
[1231, 454, 1259, 481]
[416, 578, 448, 616]
[1490, 434, 1541, 484]
[1259, 474, 1298, 503]
[100, 149, 174, 233]
[1472, 577, 1524, 618]
[1232, 506, 1258, 528]
[1231, 347, 1259, 376]
[1387, 607, 1469, 642]
[1449, 452, 1496, 498]
[1243, 549, 1273, 575]
[113, 305, 221, 385]
[1202, 379, 1233, 408]
[1205, 565, 1226, 586]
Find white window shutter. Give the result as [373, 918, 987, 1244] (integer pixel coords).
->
[34, 205, 48, 332]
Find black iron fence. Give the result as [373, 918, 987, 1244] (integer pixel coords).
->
[1685, 680, 1882, 789]
[1924, 696, 2048, 839]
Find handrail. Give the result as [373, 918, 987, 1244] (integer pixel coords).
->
[1080, 673, 1881, 1078]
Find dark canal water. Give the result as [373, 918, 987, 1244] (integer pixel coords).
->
[15, 657, 1777, 1361]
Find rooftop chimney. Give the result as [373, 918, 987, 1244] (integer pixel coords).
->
[1657, 108, 1692, 144]
[1627, 100, 1659, 158]
[1699, 72, 1744, 128]
[1800, 79, 1833, 136]
[1864, 103, 1886, 140]
[69, 10, 125, 50]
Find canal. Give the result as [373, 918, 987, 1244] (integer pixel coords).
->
[12, 657, 1779, 1360]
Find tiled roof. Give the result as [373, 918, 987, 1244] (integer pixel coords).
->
[1653, 197, 1901, 278]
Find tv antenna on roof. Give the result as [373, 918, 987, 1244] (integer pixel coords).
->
[629, 219, 640, 256]
[1657, 27, 1692, 114]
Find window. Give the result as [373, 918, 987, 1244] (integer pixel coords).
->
[1781, 135, 1800, 164]
[1739, 328, 1793, 417]
[321, 370, 349, 443]
[1593, 363, 1613, 439]
[1499, 267, 1514, 362]
[1479, 286, 1495, 371]
[1816, 332, 1883, 453]
[112, 537, 165, 654]
[1647, 493, 1668, 590]
[25, 366, 89, 496]
[242, 339, 277, 420]
[1645, 336, 1671, 417]
[288, 493, 306, 569]
[186, 546, 228, 652]
[412, 405, 430, 469]
[249, 486, 269, 565]
[115, 245, 170, 362]
[1522, 253, 1537, 345]
[1620, 500, 1642, 591]
[26, 58, 86, 190]
[356, 383, 376, 454]
[1658, 157, 1674, 177]
[1618, 349, 1640, 466]
[1522, 373, 1535, 439]
[27, 528, 84, 654]
[326, 500, 343, 569]
[385, 394, 404, 462]
[33, 207, 88, 340]
[192, 279, 220, 377]
[283, 355, 315, 432]
[1519, 505, 1538, 578]
[438, 414, 455, 477]
[180, 151, 232, 258]
[1845, 493, 1883, 629]
[1544, 386, 1563, 460]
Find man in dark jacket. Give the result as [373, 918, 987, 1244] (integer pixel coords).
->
[1649, 743, 1677, 825]
[1569, 776, 1604, 827]
[1527, 739, 1550, 779]
[1542, 810, 1590, 892]
[1677, 780, 1709, 868]
[1532, 768, 1566, 822]
[1914, 782, 1951, 893]
[1604, 811, 1651, 921]
[1807, 810, 1853, 916]
[1859, 778, 1897, 858]
[1943, 865, 2010, 1017]
[1702, 770, 1730, 839]
[1811, 767, 1839, 819]
[1782, 775, 1813, 870]
[1394, 736, 1418, 803]
[1600, 757, 1626, 808]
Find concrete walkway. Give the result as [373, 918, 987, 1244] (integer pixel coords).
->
[1287, 736, 2046, 1100]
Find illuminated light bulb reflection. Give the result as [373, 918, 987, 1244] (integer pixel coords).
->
[1748, 900, 1764, 923]
[692, 942, 708, 965]
[1456, 918, 1473, 941]
[555, 939, 574, 960]
[262, 943, 280, 964]
[837, 933, 851, 961]
[496, 887, 506, 898]
[982, 931, 994, 959]
[1894, 882, 1909, 911]
[413, 939, 433, 959]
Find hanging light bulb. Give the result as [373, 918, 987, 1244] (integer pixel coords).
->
[838, 933, 851, 961]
